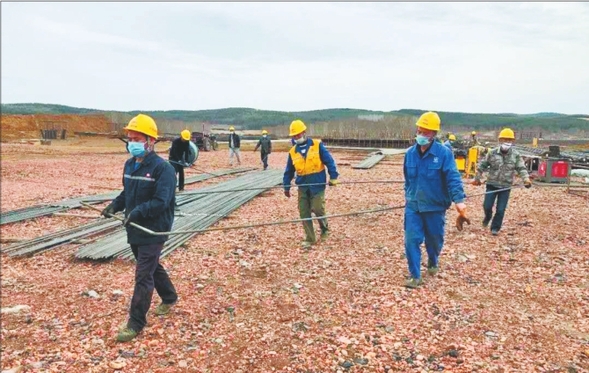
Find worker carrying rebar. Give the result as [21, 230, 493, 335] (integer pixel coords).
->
[444, 134, 456, 152]
[102, 114, 178, 343]
[228, 126, 241, 166]
[253, 129, 272, 170]
[473, 128, 532, 236]
[168, 129, 191, 191]
[283, 119, 339, 249]
[403, 112, 467, 289]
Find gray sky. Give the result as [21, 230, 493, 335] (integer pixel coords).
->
[2, 2, 588, 114]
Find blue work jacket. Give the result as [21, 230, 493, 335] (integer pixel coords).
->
[404, 141, 465, 212]
[443, 140, 453, 152]
[111, 151, 177, 245]
[283, 138, 339, 196]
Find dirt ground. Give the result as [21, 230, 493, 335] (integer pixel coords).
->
[1, 138, 588, 373]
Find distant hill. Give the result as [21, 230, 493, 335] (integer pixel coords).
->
[2, 103, 588, 132]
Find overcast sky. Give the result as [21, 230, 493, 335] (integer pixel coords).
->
[2, 2, 588, 114]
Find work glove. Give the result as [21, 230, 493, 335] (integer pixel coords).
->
[101, 204, 116, 218]
[328, 179, 339, 187]
[284, 189, 291, 198]
[524, 179, 532, 189]
[123, 209, 140, 227]
[472, 179, 483, 186]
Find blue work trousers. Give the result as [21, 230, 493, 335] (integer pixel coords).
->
[483, 184, 511, 231]
[404, 208, 446, 279]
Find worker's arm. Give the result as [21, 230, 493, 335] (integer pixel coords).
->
[128, 162, 176, 221]
[403, 153, 409, 194]
[268, 139, 272, 154]
[283, 154, 295, 191]
[474, 151, 491, 181]
[254, 139, 261, 151]
[110, 162, 130, 212]
[319, 142, 339, 180]
[182, 141, 190, 163]
[514, 152, 530, 181]
[442, 151, 466, 203]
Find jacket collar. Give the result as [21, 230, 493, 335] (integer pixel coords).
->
[132, 150, 157, 169]
[415, 140, 441, 157]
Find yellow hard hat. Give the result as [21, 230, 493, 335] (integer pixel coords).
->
[448, 134, 456, 141]
[498, 128, 515, 140]
[229, 126, 235, 131]
[262, 130, 268, 135]
[181, 129, 191, 141]
[125, 114, 158, 139]
[289, 120, 307, 136]
[415, 112, 441, 132]
[472, 131, 477, 135]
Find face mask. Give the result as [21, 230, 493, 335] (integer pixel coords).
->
[500, 143, 512, 152]
[415, 134, 431, 146]
[295, 136, 307, 145]
[262, 135, 267, 138]
[128, 141, 147, 157]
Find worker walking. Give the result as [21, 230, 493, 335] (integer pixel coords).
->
[473, 128, 532, 236]
[444, 134, 456, 152]
[228, 126, 241, 166]
[470, 131, 480, 146]
[254, 129, 272, 170]
[403, 112, 467, 288]
[168, 129, 191, 191]
[101, 114, 178, 342]
[283, 120, 339, 249]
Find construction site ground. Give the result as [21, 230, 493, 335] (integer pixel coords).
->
[1, 138, 588, 373]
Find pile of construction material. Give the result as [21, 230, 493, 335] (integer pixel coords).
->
[352, 151, 386, 169]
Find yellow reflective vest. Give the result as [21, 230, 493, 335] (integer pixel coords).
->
[289, 139, 324, 176]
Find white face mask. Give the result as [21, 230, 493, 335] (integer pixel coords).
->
[295, 136, 306, 145]
[262, 135, 267, 138]
[500, 142, 512, 152]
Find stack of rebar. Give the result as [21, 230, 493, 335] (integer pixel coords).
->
[352, 151, 386, 169]
[75, 170, 283, 261]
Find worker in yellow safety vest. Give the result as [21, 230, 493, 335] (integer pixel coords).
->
[283, 120, 339, 249]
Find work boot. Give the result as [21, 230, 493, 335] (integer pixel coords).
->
[427, 260, 439, 276]
[404, 277, 423, 289]
[491, 229, 499, 236]
[320, 229, 329, 240]
[116, 327, 138, 342]
[154, 302, 175, 316]
[482, 218, 490, 228]
[301, 240, 315, 249]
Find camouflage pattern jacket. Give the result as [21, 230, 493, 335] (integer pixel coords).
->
[475, 147, 529, 187]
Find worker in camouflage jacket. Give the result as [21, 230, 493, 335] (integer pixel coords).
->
[473, 128, 531, 235]
[253, 130, 272, 170]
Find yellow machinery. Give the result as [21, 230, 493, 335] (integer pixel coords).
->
[464, 146, 485, 179]
[455, 154, 466, 172]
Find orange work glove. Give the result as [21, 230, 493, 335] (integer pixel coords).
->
[472, 179, 483, 186]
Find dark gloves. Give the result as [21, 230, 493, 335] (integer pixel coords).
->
[284, 189, 291, 198]
[456, 215, 471, 231]
[123, 209, 141, 227]
[524, 179, 532, 189]
[101, 204, 116, 218]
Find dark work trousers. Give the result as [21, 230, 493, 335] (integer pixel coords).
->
[261, 152, 269, 170]
[172, 163, 185, 191]
[128, 243, 178, 332]
[483, 184, 512, 231]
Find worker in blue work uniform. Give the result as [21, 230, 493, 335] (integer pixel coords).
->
[101, 114, 178, 342]
[403, 112, 467, 288]
[444, 134, 456, 152]
[283, 120, 339, 249]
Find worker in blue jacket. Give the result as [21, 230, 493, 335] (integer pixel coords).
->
[403, 112, 467, 288]
[101, 114, 178, 342]
[283, 120, 339, 249]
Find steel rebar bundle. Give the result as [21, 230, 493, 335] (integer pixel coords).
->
[352, 152, 386, 169]
[75, 170, 283, 261]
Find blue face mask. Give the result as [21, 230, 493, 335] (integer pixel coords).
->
[416, 134, 431, 146]
[127, 141, 146, 157]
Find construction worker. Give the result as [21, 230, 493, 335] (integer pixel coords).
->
[470, 131, 480, 146]
[228, 126, 241, 166]
[283, 119, 339, 249]
[473, 128, 532, 235]
[101, 114, 178, 342]
[253, 129, 272, 170]
[444, 134, 456, 152]
[168, 129, 191, 191]
[403, 112, 467, 288]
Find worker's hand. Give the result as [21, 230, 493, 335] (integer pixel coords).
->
[123, 210, 140, 227]
[101, 204, 116, 218]
[284, 189, 291, 198]
[456, 214, 471, 231]
[524, 179, 532, 189]
[328, 179, 339, 187]
[472, 179, 483, 186]
[455, 202, 467, 217]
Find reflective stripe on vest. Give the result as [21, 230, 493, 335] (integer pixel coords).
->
[289, 139, 324, 176]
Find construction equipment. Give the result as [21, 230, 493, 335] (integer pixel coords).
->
[537, 158, 570, 183]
